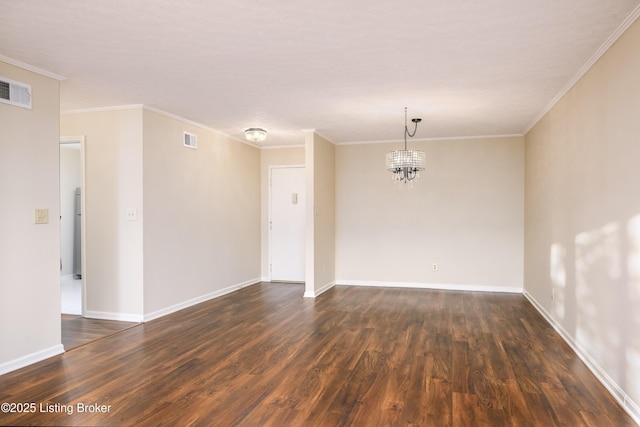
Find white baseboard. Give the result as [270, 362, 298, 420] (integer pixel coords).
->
[303, 281, 335, 298]
[0, 344, 65, 376]
[523, 291, 640, 426]
[143, 278, 261, 322]
[336, 279, 522, 294]
[261, 276, 270, 282]
[60, 274, 75, 281]
[84, 311, 143, 323]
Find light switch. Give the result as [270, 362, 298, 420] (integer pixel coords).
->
[34, 208, 49, 224]
[292, 193, 298, 204]
[126, 208, 137, 221]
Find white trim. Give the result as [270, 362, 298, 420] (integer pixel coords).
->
[0, 54, 66, 81]
[303, 281, 335, 298]
[61, 104, 305, 151]
[60, 135, 86, 317]
[627, 399, 640, 427]
[301, 128, 338, 145]
[317, 280, 336, 296]
[337, 133, 524, 146]
[60, 274, 74, 281]
[269, 164, 305, 169]
[522, 4, 640, 135]
[0, 345, 65, 376]
[61, 105, 260, 149]
[84, 311, 143, 323]
[261, 276, 271, 282]
[59, 135, 85, 144]
[523, 290, 640, 425]
[142, 105, 258, 148]
[143, 278, 260, 322]
[261, 144, 306, 150]
[336, 279, 522, 293]
[60, 104, 144, 114]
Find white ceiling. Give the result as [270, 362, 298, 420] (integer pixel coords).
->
[2, 0, 639, 147]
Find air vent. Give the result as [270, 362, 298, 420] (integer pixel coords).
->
[183, 131, 197, 149]
[0, 76, 32, 109]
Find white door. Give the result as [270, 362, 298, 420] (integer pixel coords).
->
[270, 167, 305, 282]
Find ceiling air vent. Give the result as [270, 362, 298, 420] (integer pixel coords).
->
[183, 131, 197, 149]
[0, 76, 32, 109]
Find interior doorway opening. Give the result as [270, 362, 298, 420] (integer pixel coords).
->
[60, 136, 85, 318]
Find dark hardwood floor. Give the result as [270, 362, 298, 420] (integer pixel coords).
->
[62, 315, 138, 350]
[0, 283, 635, 426]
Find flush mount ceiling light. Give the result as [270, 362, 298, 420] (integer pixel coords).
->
[386, 108, 425, 185]
[244, 127, 267, 142]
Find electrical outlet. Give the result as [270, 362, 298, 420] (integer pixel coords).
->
[551, 288, 555, 300]
[432, 263, 438, 271]
[34, 208, 48, 224]
[126, 208, 137, 221]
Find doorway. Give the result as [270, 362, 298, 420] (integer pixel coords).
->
[269, 166, 306, 282]
[60, 136, 85, 316]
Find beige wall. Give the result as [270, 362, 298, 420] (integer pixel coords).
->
[60, 108, 144, 320]
[0, 61, 62, 371]
[305, 132, 336, 296]
[260, 146, 305, 280]
[524, 17, 640, 413]
[336, 136, 524, 290]
[61, 107, 261, 320]
[142, 109, 261, 316]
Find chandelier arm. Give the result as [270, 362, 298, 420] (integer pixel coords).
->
[405, 121, 419, 138]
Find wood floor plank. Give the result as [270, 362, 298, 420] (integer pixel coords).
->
[62, 314, 138, 350]
[498, 379, 534, 427]
[0, 283, 636, 426]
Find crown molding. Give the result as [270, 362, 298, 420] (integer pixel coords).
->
[61, 104, 260, 149]
[301, 129, 337, 145]
[142, 105, 258, 148]
[336, 133, 524, 146]
[61, 104, 144, 114]
[0, 54, 66, 81]
[522, 4, 640, 135]
[261, 144, 305, 150]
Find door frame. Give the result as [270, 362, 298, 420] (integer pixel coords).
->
[60, 135, 86, 316]
[268, 165, 305, 282]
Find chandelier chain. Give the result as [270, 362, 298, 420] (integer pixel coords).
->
[404, 107, 419, 145]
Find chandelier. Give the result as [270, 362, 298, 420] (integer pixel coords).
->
[386, 108, 425, 184]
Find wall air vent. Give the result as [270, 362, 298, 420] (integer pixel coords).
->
[0, 76, 32, 109]
[183, 131, 197, 149]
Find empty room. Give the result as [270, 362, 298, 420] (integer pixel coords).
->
[1, 1, 640, 426]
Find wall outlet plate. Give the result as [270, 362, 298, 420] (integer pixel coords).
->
[126, 208, 137, 221]
[34, 208, 48, 224]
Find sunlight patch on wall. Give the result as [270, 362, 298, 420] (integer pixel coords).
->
[627, 215, 640, 402]
[575, 222, 622, 376]
[550, 243, 566, 320]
